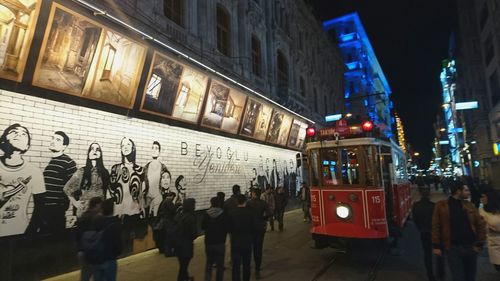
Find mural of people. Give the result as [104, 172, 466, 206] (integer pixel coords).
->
[109, 137, 144, 217]
[256, 158, 268, 190]
[144, 141, 169, 217]
[270, 159, 280, 190]
[174, 175, 186, 204]
[64, 142, 109, 217]
[0, 124, 45, 237]
[39, 131, 77, 233]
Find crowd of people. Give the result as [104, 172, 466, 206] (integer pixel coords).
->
[75, 181, 306, 281]
[412, 175, 500, 281]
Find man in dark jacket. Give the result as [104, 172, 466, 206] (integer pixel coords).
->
[202, 197, 229, 281]
[90, 198, 122, 281]
[175, 198, 197, 281]
[76, 197, 103, 281]
[224, 185, 241, 215]
[274, 184, 288, 232]
[154, 192, 177, 254]
[247, 188, 270, 279]
[432, 181, 486, 281]
[412, 187, 443, 281]
[229, 194, 257, 281]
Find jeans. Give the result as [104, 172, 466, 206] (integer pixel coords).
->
[93, 260, 117, 281]
[446, 245, 477, 281]
[231, 245, 251, 281]
[253, 229, 265, 272]
[275, 209, 285, 231]
[177, 256, 192, 281]
[205, 243, 225, 281]
[78, 251, 93, 281]
[420, 232, 445, 281]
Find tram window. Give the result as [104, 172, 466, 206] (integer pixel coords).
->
[340, 148, 360, 185]
[361, 146, 381, 186]
[321, 148, 340, 186]
[309, 149, 320, 186]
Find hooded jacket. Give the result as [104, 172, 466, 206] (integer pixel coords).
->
[201, 207, 229, 245]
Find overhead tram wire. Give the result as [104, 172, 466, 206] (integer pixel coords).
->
[71, 0, 315, 124]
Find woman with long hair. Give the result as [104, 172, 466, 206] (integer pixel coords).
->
[64, 142, 110, 217]
[479, 188, 500, 272]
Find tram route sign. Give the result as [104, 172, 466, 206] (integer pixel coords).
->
[335, 119, 350, 136]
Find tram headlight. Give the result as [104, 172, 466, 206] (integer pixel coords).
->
[336, 203, 352, 220]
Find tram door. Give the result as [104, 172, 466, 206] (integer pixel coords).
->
[380, 146, 394, 222]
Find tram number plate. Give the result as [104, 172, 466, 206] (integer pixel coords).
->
[371, 195, 381, 204]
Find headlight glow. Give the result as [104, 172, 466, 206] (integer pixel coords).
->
[336, 204, 352, 220]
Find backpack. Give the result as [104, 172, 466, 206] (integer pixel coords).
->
[80, 223, 113, 264]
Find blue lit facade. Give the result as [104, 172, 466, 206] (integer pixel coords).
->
[323, 13, 393, 138]
[440, 59, 463, 175]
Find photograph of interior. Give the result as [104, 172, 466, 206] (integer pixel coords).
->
[142, 52, 184, 116]
[201, 80, 246, 133]
[33, 6, 102, 95]
[0, 0, 39, 81]
[240, 98, 272, 141]
[276, 114, 293, 146]
[287, 119, 308, 149]
[83, 29, 146, 108]
[171, 66, 209, 123]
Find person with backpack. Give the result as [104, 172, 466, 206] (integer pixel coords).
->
[76, 197, 103, 281]
[202, 197, 229, 281]
[174, 198, 197, 281]
[81, 198, 122, 281]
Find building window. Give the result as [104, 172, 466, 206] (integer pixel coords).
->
[164, 0, 183, 26]
[484, 34, 494, 66]
[479, 2, 488, 30]
[490, 70, 500, 107]
[277, 49, 289, 95]
[216, 4, 231, 56]
[314, 88, 318, 113]
[299, 76, 306, 97]
[251, 35, 262, 76]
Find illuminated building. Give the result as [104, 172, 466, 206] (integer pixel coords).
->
[322, 12, 393, 139]
[395, 113, 407, 153]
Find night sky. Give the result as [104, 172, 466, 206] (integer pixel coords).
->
[311, 0, 457, 167]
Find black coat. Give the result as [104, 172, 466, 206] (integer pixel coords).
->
[229, 206, 257, 248]
[201, 207, 229, 245]
[247, 198, 270, 231]
[175, 211, 197, 258]
[412, 197, 435, 233]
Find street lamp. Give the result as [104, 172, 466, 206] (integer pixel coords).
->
[414, 152, 420, 157]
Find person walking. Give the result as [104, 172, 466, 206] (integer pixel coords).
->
[247, 188, 270, 279]
[260, 185, 275, 231]
[76, 197, 103, 281]
[153, 191, 177, 254]
[479, 188, 500, 272]
[201, 197, 229, 281]
[299, 183, 311, 222]
[174, 198, 197, 281]
[229, 194, 257, 281]
[412, 187, 444, 281]
[432, 181, 486, 281]
[90, 198, 122, 281]
[224, 185, 241, 215]
[274, 184, 288, 232]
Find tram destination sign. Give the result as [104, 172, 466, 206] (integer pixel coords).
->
[319, 126, 364, 138]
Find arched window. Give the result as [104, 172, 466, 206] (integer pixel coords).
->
[216, 4, 231, 56]
[251, 35, 262, 76]
[164, 0, 184, 26]
[277, 50, 288, 92]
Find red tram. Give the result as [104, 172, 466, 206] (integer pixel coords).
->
[304, 122, 411, 247]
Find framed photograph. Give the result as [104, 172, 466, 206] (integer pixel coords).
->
[140, 52, 184, 116]
[276, 114, 293, 146]
[33, 3, 147, 109]
[170, 66, 209, 123]
[201, 80, 247, 134]
[266, 110, 284, 144]
[287, 119, 308, 149]
[240, 97, 272, 141]
[0, 0, 42, 82]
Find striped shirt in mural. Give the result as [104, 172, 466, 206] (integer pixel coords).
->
[43, 154, 77, 208]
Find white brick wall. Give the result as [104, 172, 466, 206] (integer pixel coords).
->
[0, 90, 302, 210]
